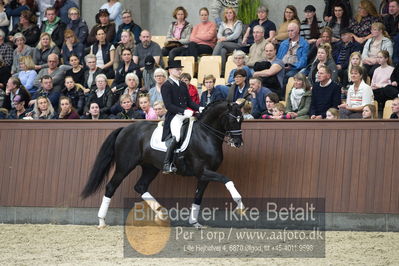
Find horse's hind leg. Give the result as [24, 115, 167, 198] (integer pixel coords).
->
[189, 180, 209, 228]
[98, 162, 137, 228]
[133, 165, 164, 217]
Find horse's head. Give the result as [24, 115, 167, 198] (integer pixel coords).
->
[223, 102, 244, 148]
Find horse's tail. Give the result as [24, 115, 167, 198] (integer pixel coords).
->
[81, 127, 124, 199]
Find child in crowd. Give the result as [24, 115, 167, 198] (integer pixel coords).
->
[362, 104, 376, 119]
[138, 94, 157, 120]
[326, 107, 339, 119]
[261, 103, 293, 119]
[236, 98, 253, 120]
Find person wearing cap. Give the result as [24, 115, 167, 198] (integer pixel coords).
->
[300, 5, 323, 45]
[332, 28, 362, 83]
[133, 30, 162, 70]
[40, 7, 67, 49]
[100, 0, 122, 29]
[241, 6, 276, 54]
[87, 9, 116, 46]
[226, 68, 249, 102]
[161, 59, 200, 174]
[11, 32, 34, 75]
[142, 55, 157, 91]
[7, 95, 28, 119]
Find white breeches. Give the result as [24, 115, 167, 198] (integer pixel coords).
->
[170, 114, 186, 142]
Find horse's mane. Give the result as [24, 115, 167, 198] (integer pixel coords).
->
[198, 100, 229, 120]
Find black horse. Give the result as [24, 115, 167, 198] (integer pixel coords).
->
[81, 100, 246, 228]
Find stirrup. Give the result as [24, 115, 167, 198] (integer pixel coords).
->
[162, 163, 177, 174]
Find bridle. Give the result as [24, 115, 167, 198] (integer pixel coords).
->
[197, 110, 243, 144]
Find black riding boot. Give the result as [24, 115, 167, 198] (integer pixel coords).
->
[162, 136, 178, 174]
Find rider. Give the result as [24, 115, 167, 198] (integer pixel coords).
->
[161, 60, 201, 174]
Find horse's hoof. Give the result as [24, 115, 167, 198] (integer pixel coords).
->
[191, 222, 206, 229]
[154, 209, 170, 226]
[234, 207, 247, 215]
[97, 224, 107, 229]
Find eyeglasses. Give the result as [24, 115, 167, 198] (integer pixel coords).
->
[69, 12, 79, 15]
[155, 75, 165, 78]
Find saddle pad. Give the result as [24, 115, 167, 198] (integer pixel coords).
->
[150, 117, 196, 152]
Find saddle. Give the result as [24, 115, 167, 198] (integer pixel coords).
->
[150, 117, 196, 152]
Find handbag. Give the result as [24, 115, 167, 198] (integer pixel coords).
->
[164, 41, 183, 49]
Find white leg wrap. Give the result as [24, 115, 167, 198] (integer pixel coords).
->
[189, 203, 200, 224]
[142, 192, 162, 212]
[225, 181, 242, 202]
[98, 196, 111, 219]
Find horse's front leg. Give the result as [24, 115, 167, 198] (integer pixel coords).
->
[189, 180, 209, 228]
[199, 169, 245, 213]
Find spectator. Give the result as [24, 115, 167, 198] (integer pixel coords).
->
[226, 69, 249, 102]
[5, 0, 30, 30]
[161, 6, 192, 60]
[0, 29, 13, 67]
[199, 74, 224, 107]
[300, 5, 323, 46]
[333, 28, 362, 83]
[26, 96, 57, 119]
[113, 29, 135, 71]
[246, 25, 267, 68]
[180, 72, 199, 105]
[111, 47, 141, 92]
[58, 95, 79, 119]
[11, 32, 33, 75]
[100, 0, 122, 29]
[339, 66, 374, 119]
[326, 107, 339, 119]
[2, 76, 31, 110]
[7, 95, 27, 119]
[114, 94, 143, 119]
[9, 10, 40, 47]
[61, 29, 84, 65]
[110, 72, 144, 115]
[362, 104, 376, 119]
[0, 1, 10, 36]
[153, 100, 166, 120]
[277, 22, 309, 88]
[308, 43, 338, 86]
[327, 2, 353, 42]
[343, 51, 367, 92]
[310, 65, 341, 119]
[89, 27, 115, 78]
[261, 102, 293, 119]
[0, 57, 10, 92]
[183, 7, 217, 61]
[286, 72, 312, 119]
[273, 5, 300, 43]
[390, 97, 399, 119]
[247, 77, 272, 118]
[261, 92, 279, 116]
[34, 53, 71, 92]
[60, 76, 85, 115]
[81, 101, 107, 119]
[138, 93, 157, 120]
[362, 22, 393, 78]
[54, 0, 78, 24]
[17, 55, 37, 95]
[148, 68, 167, 105]
[235, 98, 253, 120]
[372, 50, 396, 111]
[383, 0, 399, 64]
[87, 9, 116, 46]
[133, 30, 161, 69]
[113, 9, 141, 45]
[349, 0, 381, 44]
[40, 7, 67, 49]
[65, 54, 84, 85]
[379, 0, 390, 16]
[142, 55, 156, 91]
[209, 0, 238, 27]
[84, 74, 113, 115]
[212, 7, 243, 70]
[308, 27, 333, 65]
[323, 0, 352, 23]
[33, 32, 60, 71]
[83, 54, 103, 93]
[226, 49, 253, 85]
[30, 75, 61, 110]
[253, 42, 285, 97]
[241, 6, 276, 53]
[66, 7, 88, 45]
